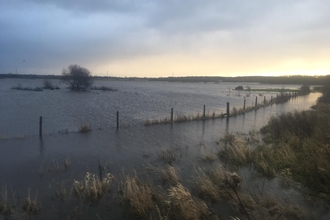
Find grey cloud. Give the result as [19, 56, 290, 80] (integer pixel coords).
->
[0, 0, 329, 75]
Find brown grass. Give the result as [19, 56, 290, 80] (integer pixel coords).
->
[167, 183, 218, 220]
[0, 185, 11, 216]
[22, 189, 41, 215]
[217, 133, 253, 166]
[161, 165, 180, 186]
[119, 172, 154, 218]
[79, 123, 92, 133]
[158, 147, 177, 164]
[72, 172, 114, 204]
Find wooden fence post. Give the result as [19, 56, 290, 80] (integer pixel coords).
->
[116, 111, 119, 129]
[203, 105, 206, 118]
[39, 116, 43, 138]
[171, 108, 174, 123]
[243, 98, 246, 110]
[255, 96, 258, 107]
[226, 102, 230, 117]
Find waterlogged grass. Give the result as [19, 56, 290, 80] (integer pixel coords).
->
[217, 102, 330, 202]
[217, 133, 253, 166]
[119, 172, 154, 218]
[79, 123, 92, 133]
[72, 172, 114, 204]
[0, 185, 11, 217]
[90, 86, 118, 91]
[161, 165, 180, 186]
[22, 189, 41, 215]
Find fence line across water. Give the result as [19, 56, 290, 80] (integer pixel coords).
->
[0, 92, 300, 139]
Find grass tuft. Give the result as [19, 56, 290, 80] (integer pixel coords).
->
[72, 172, 114, 204]
[0, 185, 11, 216]
[161, 165, 180, 186]
[119, 172, 154, 218]
[79, 123, 92, 133]
[22, 189, 41, 215]
[217, 133, 253, 166]
[158, 147, 177, 164]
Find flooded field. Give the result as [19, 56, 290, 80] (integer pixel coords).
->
[0, 79, 325, 219]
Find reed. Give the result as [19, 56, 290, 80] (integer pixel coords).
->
[72, 172, 114, 204]
[167, 183, 217, 220]
[217, 133, 253, 166]
[161, 165, 180, 186]
[22, 189, 41, 215]
[0, 185, 11, 216]
[119, 172, 154, 218]
[158, 147, 177, 165]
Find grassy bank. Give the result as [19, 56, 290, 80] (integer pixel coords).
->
[218, 83, 330, 202]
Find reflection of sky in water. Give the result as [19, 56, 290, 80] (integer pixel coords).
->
[0, 79, 325, 219]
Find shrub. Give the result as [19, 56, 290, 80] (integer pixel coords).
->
[61, 64, 93, 90]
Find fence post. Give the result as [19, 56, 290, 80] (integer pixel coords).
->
[116, 111, 119, 129]
[264, 96, 266, 104]
[203, 105, 206, 119]
[255, 96, 258, 107]
[243, 98, 246, 110]
[39, 116, 42, 138]
[271, 96, 273, 103]
[226, 102, 230, 117]
[171, 108, 174, 123]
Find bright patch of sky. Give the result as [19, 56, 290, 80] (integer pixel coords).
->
[1, 0, 329, 77]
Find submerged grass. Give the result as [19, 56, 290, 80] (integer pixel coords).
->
[79, 123, 92, 133]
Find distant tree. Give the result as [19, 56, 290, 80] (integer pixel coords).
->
[61, 65, 93, 90]
[299, 84, 311, 95]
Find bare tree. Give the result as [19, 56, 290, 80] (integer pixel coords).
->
[61, 65, 93, 90]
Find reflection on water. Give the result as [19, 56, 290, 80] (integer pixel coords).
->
[0, 79, 324, 219]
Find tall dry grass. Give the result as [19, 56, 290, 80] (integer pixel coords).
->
[161, 165, 180, 186]
[0, 185, 11, 216]
[167, 183, 218, 220]
[72, 172, 114, 204]
[119, 172, 154, 218]
[22, 189, 41, 215]
[217, 133, 253, 166]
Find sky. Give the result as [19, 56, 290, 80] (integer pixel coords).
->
[1, 0, 329, 77]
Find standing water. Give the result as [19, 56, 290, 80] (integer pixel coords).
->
[0, 78, 323, 219]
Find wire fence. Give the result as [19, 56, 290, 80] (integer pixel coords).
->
[0, 92, 299, 139]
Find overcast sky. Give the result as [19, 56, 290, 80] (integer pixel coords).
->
[1, 0, 329, 77]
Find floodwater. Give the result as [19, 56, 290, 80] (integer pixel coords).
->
[0, 78, 326, 219]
